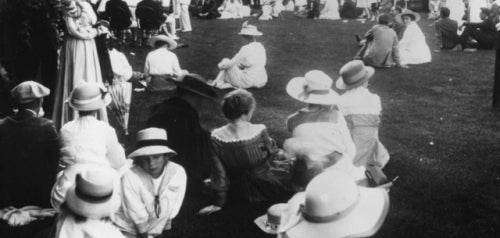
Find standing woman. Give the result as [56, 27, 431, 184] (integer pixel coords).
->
[210, 21, 267, 89]
[53, 0, 110, 129]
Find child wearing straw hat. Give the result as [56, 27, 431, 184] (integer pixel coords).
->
[209, 21, 267, 89]
[336, 60, 390, 169]
[114, 128, 186, 238]
[53, 165, 124, 238]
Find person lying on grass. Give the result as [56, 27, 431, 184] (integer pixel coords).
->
[198, 89, 292, 215]
[114, 128, 187, 238]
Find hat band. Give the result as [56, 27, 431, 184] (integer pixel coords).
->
[301, 192, 360, 223]
[344, 69, 368, 86]
[136, 139, 169, 149]
[75, 186, 113, 204]
[71, 94, 103, 106]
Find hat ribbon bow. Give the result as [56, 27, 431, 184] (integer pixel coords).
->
[298, 84, 330, 99]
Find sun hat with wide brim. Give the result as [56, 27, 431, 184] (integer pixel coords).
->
[174, 73, 219, 100]
[286, 70, 339, 105]
[238, 21, 263, 36]
[395, 9, 421, 22]
[278, 169, 390, 238]
[148, 35, 178, 50]
[65, 165, 121, 219]
[10, 81, 50, 104]
[336, 60, 375, 90]
[67, 82, 112, 111]
[128, 127, 177, 159]
[254, 203, 287, 234]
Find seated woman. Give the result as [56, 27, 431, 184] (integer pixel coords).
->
[198, 89, 291, 215]
[397, 10, 431, 65]
[114, 128, 187, 238]
[209, 21, 267, 89]
[319, 0, 340, 20]
[143, 35, 188, 91]
[286, 70, 365, 180]
[336, 60, 390, 168]
[218, 0, 251, 19]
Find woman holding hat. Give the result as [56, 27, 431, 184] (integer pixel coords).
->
[278, 169, 390, 238]
[53, 165, 125, 238]
[337, 60, 390, 168]
[114, 128, 186, 238]
[209, 21, 267, 89]
[53, 0, 111, 129]
[198, 89, 291, 215]
[396, 9, 432, 65]
[52, 83, 127, 209]
[143, 35, 188, 91]
[285, 70, 364, 180]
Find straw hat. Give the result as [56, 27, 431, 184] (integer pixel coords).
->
[395, 9, 421, 22]
[10, 81, 50, 104]
[128, 128, 177, 159]
[336, 60, 375, 90]
[67, 83, 111, 111]
[254, 203, 287, 234]
[278, 169, 390, 238]
[238, 21, 263, 36]
[286, 70, 339, 105]
[148, 35, 177, 50]
[65, 165, 121, 219]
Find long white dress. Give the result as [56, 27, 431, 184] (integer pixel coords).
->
[398, 21, 431, 65]
[319, 0, 340, 20]
[214, 42, 268, 88]
[445, 0, 466, 24]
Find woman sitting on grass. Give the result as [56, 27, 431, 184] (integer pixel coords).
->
[198, 89, 291, 215]
[209, 21, 267, 89]
[397, 10, 432, 65]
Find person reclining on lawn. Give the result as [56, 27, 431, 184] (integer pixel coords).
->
[354, 13, 407, 68]
[456, 7, 496, 52]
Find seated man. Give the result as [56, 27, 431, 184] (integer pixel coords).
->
[354, 14, 406, 68]
[435, 7, 459, 51]
[0, 81, 59, 238]
[457, 7, 496, 51]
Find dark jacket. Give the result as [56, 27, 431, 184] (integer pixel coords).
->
[136, 0, 167, 30]
[106, 0, 133, 30]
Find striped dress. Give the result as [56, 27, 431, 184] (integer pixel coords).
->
[209, 126, 290, 207]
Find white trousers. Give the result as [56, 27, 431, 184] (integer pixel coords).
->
[179, 4, 192, 32]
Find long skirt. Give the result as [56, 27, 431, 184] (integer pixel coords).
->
[52, 37, 108, 129]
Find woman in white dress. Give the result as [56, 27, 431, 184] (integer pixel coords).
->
[397, 10, 431, 65]
[218, 0, 251, 19]
[210, 22, 267, 89]
[319, 0, 340, 20]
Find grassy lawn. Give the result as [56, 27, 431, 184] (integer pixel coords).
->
[113, 12, 500, 238]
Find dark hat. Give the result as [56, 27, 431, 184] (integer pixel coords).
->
[175, 73, 218, 100]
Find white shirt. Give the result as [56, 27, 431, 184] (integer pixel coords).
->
[114, 162, 186, 236]
[338, 87, 382, 116]
[56, 211, 125, 238]
[109, 49, 133, 83]
[144, 48, 182, 76]
[59, 115, 127, 170]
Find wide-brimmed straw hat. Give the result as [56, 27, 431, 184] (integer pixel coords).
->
[65, 165, 121, 219]
[128, 128, 177, 159]
[11, 81, 50, 104]
[336, 60, 375, 90]
[67, 83, 111, 111]
[395, 9, 421, 22]
[278, 169, 390, 238]
[175, 73, 219, 100]
[148, 35, 178, 50]
[286, 70, 339, 105]
[255, 203, 287, 234]
[238, 21, 263, 36]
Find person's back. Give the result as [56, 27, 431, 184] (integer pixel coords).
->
[435, 7, 458, 50]
[362, 24, 400, 68]
[106, 0, 133, 30]
[135, 0, 165, 29]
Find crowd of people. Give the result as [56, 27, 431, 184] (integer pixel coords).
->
[1, 0, 500, 238]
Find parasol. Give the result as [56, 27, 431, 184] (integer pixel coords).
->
[108, 80, 132, 135]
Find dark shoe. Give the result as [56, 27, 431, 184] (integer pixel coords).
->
[355, 34, 362, 42]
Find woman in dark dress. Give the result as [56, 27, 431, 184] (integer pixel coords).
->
[198, 89, 291, 215]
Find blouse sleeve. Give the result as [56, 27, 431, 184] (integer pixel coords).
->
[171, 54, 182, 76]
[167, 166, 187, 219]
[209, 138, 229, 207]
[337, 112, 357, 162]
[105, 127, 127, 171]
[121, 172, 149, 234]
[218, 45, 246, 69]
